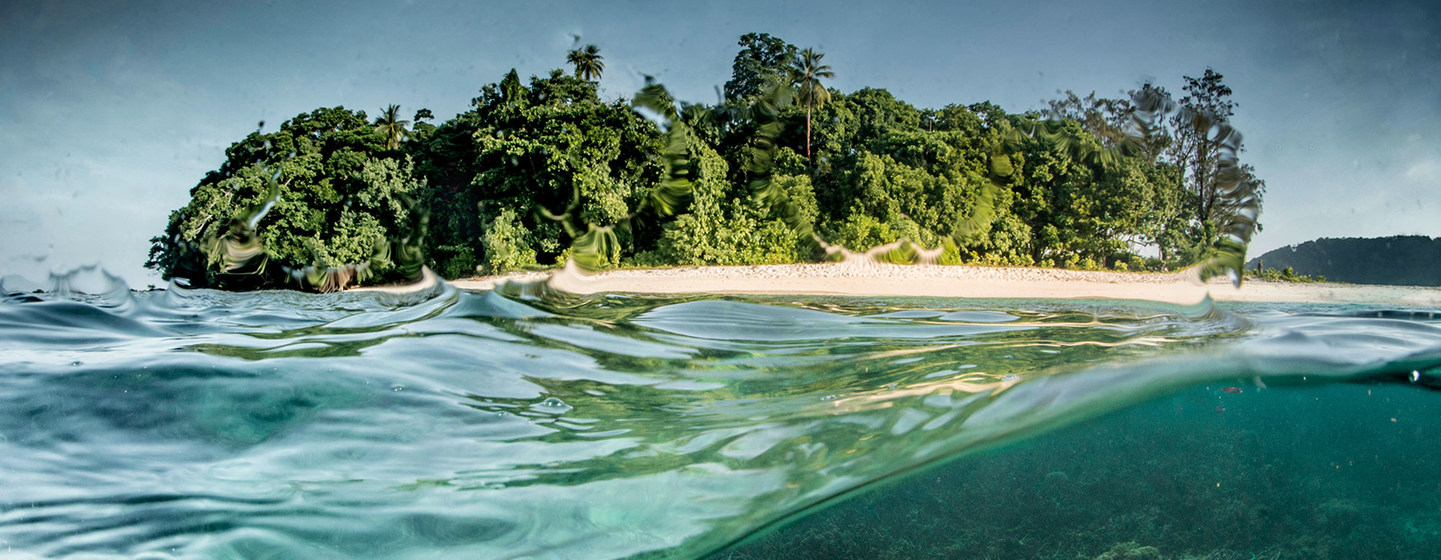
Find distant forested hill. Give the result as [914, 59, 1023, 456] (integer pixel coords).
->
[1247, 236, 1441, 286]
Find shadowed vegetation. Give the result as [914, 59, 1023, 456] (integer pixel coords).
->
[1248, 235, 1441, 286]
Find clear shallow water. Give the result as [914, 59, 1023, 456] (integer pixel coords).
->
[2, 276, 1439, 559]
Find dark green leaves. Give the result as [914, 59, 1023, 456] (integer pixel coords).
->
[149, 36, 1264, 289]
[566, 44, 605, 82]
[147, 107, 425, 291]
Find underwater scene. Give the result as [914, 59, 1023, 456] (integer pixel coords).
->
[2, 271, 1439, 560]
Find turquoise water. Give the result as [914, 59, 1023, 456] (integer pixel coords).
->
[2, 274, 1439, 559]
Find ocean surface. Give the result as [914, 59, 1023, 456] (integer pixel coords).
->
[2, 271, 1440, 560]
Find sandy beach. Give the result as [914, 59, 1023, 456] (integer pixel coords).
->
[443, 263, 1441, 306]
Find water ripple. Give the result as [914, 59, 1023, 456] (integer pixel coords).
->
[1, 284, 1439, 558]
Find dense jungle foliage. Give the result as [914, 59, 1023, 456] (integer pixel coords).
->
[147, 33, 1264, 290]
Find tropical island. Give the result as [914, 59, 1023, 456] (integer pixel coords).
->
[145, 33, 1264, 292]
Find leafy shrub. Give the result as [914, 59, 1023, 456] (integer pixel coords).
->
[481, 208, 538, 273]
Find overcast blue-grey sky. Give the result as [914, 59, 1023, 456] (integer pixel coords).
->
[2, 0, 1438, 286]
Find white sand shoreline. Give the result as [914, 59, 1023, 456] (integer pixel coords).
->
[438, 264, 1441, 307]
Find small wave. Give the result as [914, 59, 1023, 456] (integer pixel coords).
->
[1, 289, 1439, 558]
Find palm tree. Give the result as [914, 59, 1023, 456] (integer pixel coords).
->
[374, 104, 410, 150]
[792, 48, 834, 168]
[566, 44, 605, 81]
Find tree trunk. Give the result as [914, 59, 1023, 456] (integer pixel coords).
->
[805, 100, 813, 169]
[1197, 140, 1212, 225]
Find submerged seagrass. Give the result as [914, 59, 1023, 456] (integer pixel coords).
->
[1, 274, 1439, 559]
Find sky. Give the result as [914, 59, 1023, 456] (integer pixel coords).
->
[1, 0, 1438, 287]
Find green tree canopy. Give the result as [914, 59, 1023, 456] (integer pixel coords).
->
[409, 69, 662, 275]
[566, 44, 605, 81]
[724, 33, 798, 102]
[150, 33, 1265, 290]
[146, 107, 424, 290]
